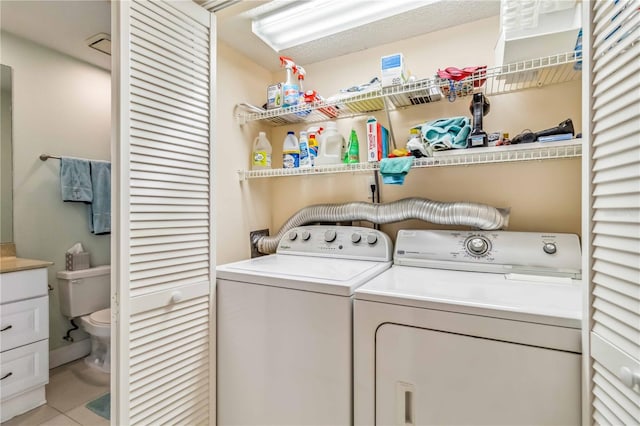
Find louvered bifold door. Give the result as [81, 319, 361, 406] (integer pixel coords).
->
[112, 1, 215, 424]
[588, 0, 640, 424]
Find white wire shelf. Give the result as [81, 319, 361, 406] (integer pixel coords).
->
[237, 139, 582, 180]
[235, 51, 582, 126]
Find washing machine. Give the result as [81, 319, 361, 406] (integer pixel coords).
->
[217, 225, 393, 426]
[354, 229, 583, 426]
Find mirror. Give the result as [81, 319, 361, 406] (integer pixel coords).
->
[1, 64, 13, 243]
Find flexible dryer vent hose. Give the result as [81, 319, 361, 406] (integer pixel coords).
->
[256, 197, 510, 254]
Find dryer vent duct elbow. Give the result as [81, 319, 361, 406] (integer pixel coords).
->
[256, 197, 510, 254]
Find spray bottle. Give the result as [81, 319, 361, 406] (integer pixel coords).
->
[280, 56, 299, 108]
[295, 65, 306, 104]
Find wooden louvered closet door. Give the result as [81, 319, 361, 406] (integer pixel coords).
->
[584, 0, 640, 424]
[111, 1, 216, 424]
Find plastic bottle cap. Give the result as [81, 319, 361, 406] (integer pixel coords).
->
[287, 131, 294, 134]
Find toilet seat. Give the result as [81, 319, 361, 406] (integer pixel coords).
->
[89, 308, 110, 325]
[80, 309, 111, 338]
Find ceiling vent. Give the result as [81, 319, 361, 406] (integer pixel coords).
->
[86, 33, 111, 56]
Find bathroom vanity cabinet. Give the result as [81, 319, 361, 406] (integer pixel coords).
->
[0, 264, 51, 423]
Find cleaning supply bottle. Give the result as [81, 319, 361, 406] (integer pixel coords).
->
[344, 129, 360, 164]
[315, 122, 345, 165]
[282, 131, 300, 169]
[299, 131, 311, 168]
[296, 65, 306, 103]
[252, 131, 272, 170]
[280, 56, 299, 108]
[307, 126, 323, 166]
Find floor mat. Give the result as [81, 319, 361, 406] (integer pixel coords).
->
[86, 392, 110, 420]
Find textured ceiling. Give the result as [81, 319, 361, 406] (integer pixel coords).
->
[0, 1, 500, 73]
[0, 0, 111, 70]
[217, 0, 501, 72]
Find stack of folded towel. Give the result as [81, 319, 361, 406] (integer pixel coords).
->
[420, 116, 471, 151]
[60, 157, 111, 235]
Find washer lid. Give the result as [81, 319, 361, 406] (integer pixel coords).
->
[90, 308, 111, 325]
[355, 266, 582, 328]
[217, 254, 391, 296]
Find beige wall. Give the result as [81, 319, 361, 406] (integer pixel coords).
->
[264, 16, 582, 242]
[1, 32, 111, 351]
[215, 41, 274, 264]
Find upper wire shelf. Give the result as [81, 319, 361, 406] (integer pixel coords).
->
[235, 51, 582, 126]
[238, 139, 582, 180]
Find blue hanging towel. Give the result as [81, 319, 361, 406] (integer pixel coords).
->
[60, 157, 92, 202]
[88, 161, 111, 235]
[379, 156, 414, 185]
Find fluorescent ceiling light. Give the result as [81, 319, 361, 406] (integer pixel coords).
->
[252, 0, 438, 52]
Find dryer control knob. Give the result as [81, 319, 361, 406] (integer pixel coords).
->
[351, 233, 361, 243]
[543, 242, 557, 254]
[467, 237, 489, 255]
[366, 234, 378, 245]
[288, 231, 297, 241]
[301, 230, 311, 241]
[324, 230, 337, 243]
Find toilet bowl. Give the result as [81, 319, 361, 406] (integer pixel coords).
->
[80, 308, 111, 372]
[57, 265, 111, 373]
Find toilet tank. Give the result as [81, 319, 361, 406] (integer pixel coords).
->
[57, 265, 110, 318]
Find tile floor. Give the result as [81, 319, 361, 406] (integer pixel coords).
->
[2, 359, 110, 426]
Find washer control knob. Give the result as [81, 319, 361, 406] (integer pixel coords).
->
[543, 242, 557, 254]
[466, 237, 489, 255]
[301, 230, 311, 241]
[366, 234, 378, 245]
[288, 231, 297, 241]
[351, 233, 362, 243]
[324, 230, 337, 243]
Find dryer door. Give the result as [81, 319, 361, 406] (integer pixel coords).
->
[376, 323, 581, 425]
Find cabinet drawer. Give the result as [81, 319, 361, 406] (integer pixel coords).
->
[0, 340, 49, 401]
[0, 297, 49, 352]
[0, 269, 48, 304]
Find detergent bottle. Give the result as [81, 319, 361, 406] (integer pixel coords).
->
[315, 122, 345, 165]
[282, 131, 300, 169]
[299, 131, 311, 168]
[252, 131, 272, 170]
[280, 56, 299, 108]
[307, 126, 323, 166]
[344, 129, 360, 164]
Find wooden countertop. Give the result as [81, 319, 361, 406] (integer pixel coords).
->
[0, 256, 54, 274]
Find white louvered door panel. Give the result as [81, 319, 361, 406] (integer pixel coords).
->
[112, 1, 215, 424]
[587, 1, 640, 424]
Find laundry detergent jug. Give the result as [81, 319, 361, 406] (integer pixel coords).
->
[315, 122, 344, 165]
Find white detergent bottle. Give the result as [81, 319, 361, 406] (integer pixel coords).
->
[315, 122, 345, 165]
[252, 131, 272, 170]
[282, 131, 300, 169]
[299, 131, 311, 168]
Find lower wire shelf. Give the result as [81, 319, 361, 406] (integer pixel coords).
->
[237, 139, 582, 181]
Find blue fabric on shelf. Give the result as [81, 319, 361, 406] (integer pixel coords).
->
[88, 161, 111, 235]
[421, 116, 471, 150]
[60, 157, 92, 202]
[379, 156, 414, 185]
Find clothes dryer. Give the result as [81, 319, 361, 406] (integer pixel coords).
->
[217, 225, 393, 426]
[354, 229, 582, 426]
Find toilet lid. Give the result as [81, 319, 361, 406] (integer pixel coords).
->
[90, 308, 111, 325]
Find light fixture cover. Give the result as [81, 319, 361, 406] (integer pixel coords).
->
[251, 0, 437, 52]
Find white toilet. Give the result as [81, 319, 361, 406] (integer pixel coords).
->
[57, 265, 111, 372]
